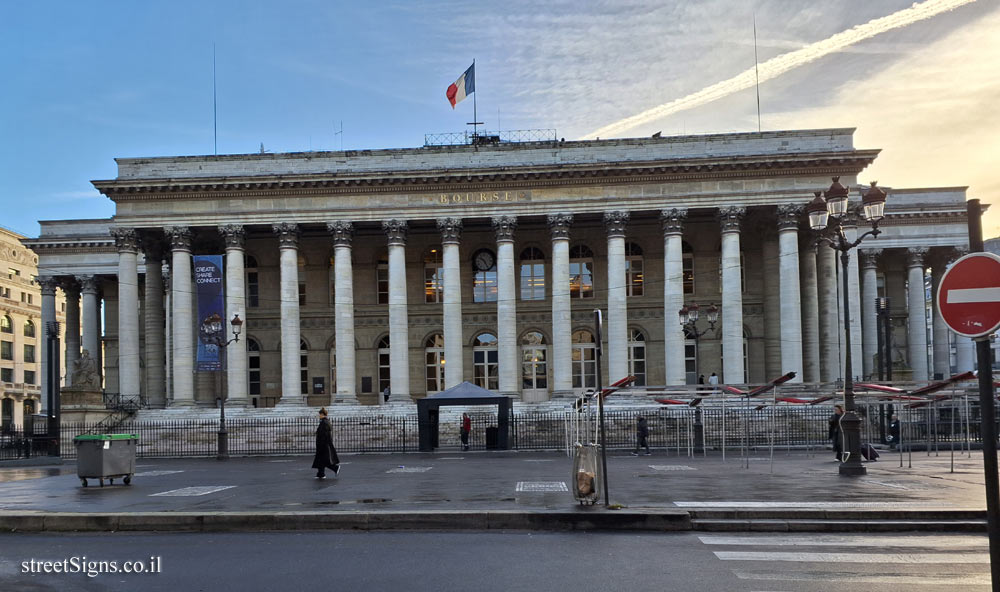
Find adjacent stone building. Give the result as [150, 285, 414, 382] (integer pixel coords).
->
[22, 128, 980, 411]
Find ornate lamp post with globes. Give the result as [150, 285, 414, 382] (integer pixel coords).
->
[202, 313, 243, 461]
[806, 177, 888, 476]
[679, 303, 718, 453]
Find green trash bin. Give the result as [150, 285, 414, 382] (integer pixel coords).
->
[73, 434, 138, 487]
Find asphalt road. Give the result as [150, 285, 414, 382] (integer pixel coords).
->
[0, 531, 990, 592]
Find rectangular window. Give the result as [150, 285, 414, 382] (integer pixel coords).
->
[20, 292, 26, 302]
[23, 344, 35, 363]
[23, 370, 35, 385]
[298, 282, 306, 306]
[683, 254, 694, 295]
[520, 263, 545, 300]
[473, 270, 498, 303]
[249, 357, 261, 396]
[569, 261, 594, 299]
[0, 368, 11, 382]
[626, 259, 643, 297]
[247, 272, 260, 307]
[0, 341, 11, 361]
[26, 294, 32, 305]
[301, 352, 309, 395]
[377, 265, 389, 305]
[8, 268, 19, 278]
[425, 267, 443, 303]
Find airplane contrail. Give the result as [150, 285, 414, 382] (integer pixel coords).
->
[581, 0, 978, 140]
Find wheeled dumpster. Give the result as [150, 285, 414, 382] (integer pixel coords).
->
[73, 434, 138, 487]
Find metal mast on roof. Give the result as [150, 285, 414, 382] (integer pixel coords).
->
[467, 59, 482, 139]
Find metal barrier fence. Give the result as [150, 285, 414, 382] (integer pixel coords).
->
[0, 399, 993, 461]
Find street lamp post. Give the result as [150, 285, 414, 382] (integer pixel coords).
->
[806, 177, 888, 477]
[679, 303, 719, 453]
[207, 314, 243, 461]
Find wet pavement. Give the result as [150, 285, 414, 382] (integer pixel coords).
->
[0, 447, 989, 514]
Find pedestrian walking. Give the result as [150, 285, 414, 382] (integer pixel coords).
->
[383, 386, 391, 403]
[630, 416, 651, 456]
[829, 404, 845, 461]
[887, 414, 900, 450]
[312, 408, 340, 479]
[698, 374, 706, 385]
[461, 412, 471, 451]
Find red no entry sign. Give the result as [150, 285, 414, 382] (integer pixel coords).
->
[937, 252, 1000, 338]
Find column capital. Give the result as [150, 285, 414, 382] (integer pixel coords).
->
[492, 215, 517, 242]
[111, 228, 140, 252]
[547, 213, 573, 240]
[945, 246, 969, 265]
[38, 276, 59, 296]
[219, 224, 246, 250]
[382, 219, 408, 245]
[907, 247, 929, 268]
[437, 217, 463, 244]
[717, 206, 746, 233]
[660, 208, 687, 235]
[165, 226, 193, 251]
[272, 222, 300, 248]
[327, 221, 354, 247]
[77, 275, 100, 294]
[860, 248, 882, 270]
[603, 210, 629, 238]
[776, 205, 803, 231]
[59, 277, 80, 298]
[140, 236, 166, 262]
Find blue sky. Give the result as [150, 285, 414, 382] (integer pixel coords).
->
[2, 0, 998, 237]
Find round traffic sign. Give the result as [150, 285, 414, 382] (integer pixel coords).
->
[937, 252, 1000, 338]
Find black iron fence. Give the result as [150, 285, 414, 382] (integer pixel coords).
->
[0, 400, 994, 461]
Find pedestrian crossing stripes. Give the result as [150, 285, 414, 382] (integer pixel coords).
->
[676, 501, 957, 508]
[150, 486, 236, 497]
[700, 535, 986, 548]
[133, 470, 184, 477]
[715, 551, 987, 563]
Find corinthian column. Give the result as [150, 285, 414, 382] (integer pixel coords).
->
[167, 227, 194, 406]
[718, 207, 745, 384]
[142, 242, 166, 408]
[907, 247, 929, 381]
[328, 221, 357, 403]
[549, 213, 573, 396]
[220, 225, 248, 406]
[61, 279, 81, 386]
[817, 243, 839, 382]
[860, 249, 881, 379]
[604, 211, 629, 383]
[661, 208, 686, 385]
[799, 243, 820, 382]
[273, 222, 303, 405]
[493, 216, 518, 397]
[383, 220, 410, 400]
[777, 205, 803, 382]
[842, 218, 863, 381]
[78, 275, 101, 377]
[931, 254, 951, 379]
[38, 277, 58, 415]
[438, 218, 464, 388]
[112, 227, 141, 399]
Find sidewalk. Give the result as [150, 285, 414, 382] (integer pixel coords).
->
[0, 447, 990, 533]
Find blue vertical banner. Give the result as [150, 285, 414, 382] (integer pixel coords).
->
[194, 255, 226, 371]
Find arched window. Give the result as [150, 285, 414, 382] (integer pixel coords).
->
[0, 315, 11, 334]
[22, 398, 35, 418]
[425, 334, 445, 393]
[684, 327, 698, 385]
[424, 249, 444, 303]
[472, 249, 498, 303]
[521, 331, 548, 391]
[682, 242, 694, 295]
[627, 329, 646, 386]
[377, 335, 390, 393]
[625, 243, 644, 297]
[23, 320, 34, 338]
[571, 330, 597, 389]
[247, 339, 261, 396]
[569, 245, 594, 299]
[300, 340, 309, 395]
[246, 255, 260, 308]
[473, 332, 499, 390]
[376, 254, 389, 305]
[519, 247, 545, 301]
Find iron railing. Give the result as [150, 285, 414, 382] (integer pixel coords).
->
[423, 129, 558, 147]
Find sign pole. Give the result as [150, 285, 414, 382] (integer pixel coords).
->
[594, 309, 609, 507]
[966, 199, 1000, 589]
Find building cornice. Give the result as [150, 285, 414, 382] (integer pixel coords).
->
[94, 150, 880, 202]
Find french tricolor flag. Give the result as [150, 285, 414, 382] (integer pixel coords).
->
[446, 63, 475, 109]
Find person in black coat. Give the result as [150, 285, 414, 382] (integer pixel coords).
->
[829, 404, 844, 461]
[312, 408, 340, 479]
[630, 416, 651, 456]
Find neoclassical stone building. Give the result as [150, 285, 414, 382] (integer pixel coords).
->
[23, 128, 977, 409]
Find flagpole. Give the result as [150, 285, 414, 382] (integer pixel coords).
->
[473, 58, 478, 138]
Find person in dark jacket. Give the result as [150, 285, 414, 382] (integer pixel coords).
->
[829, 404, 845, 461]
[631, 416, 651, 456]
[460, 413, 471, 451]
[887, 414, 900, 450]
[312, 408, 340, 479]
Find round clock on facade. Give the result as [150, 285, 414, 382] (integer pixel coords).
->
[473, 249, 496, 271]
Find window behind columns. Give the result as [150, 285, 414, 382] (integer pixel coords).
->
[247, 338, 261, 396]
[377, 335, 390, 392]
[521, 331, 547, 390]
[571, 330, 597, 389]
[625, 243, 644, 297]
[425, 334, 445, 392]
[300, 340, 309, 395]
[424, 249, 443, 303]
[298, 254, 307, 307]
[246, 256, 259, 308]
[627, 328, 646, 386]
[376, 255, 389, 304]
[569, 245, 595, 299]
[682, 242, 694, 295]
[23, 320, 34, 338]
[473, 332, 499, 389]
[684, 327, 698, 384]
[472, 249, 498, 303]
[519, 247, 546, 301]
